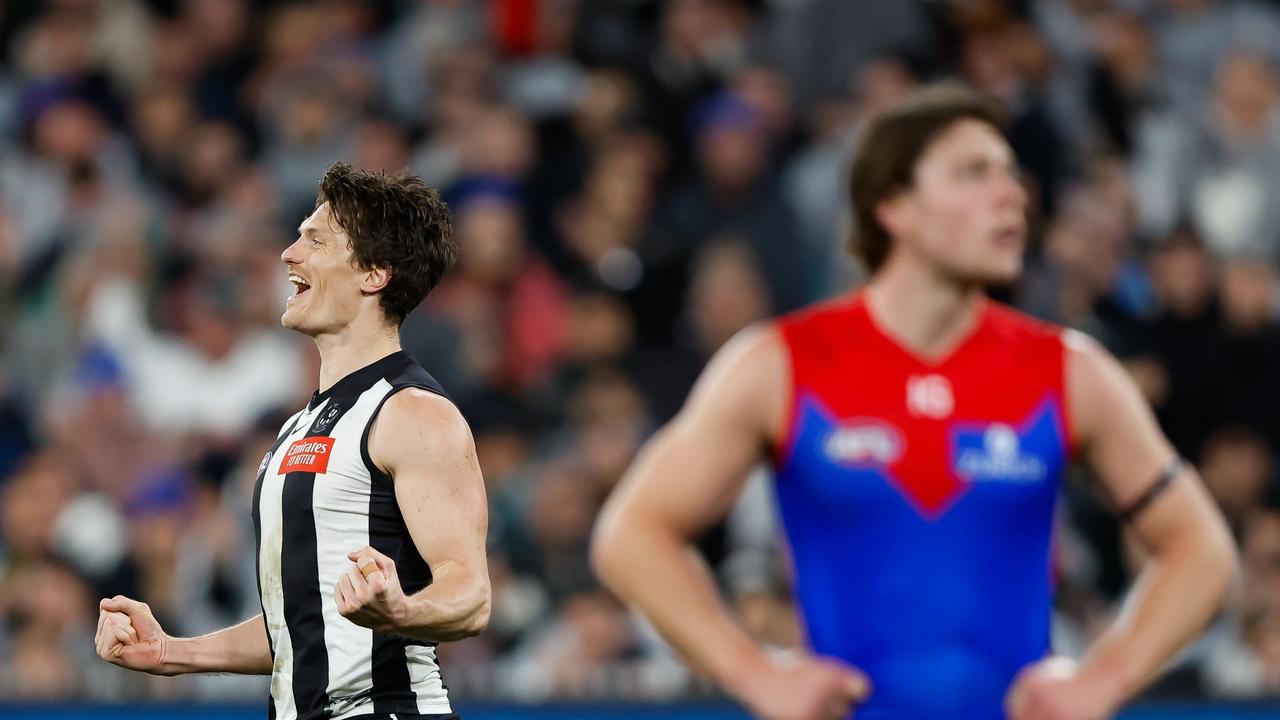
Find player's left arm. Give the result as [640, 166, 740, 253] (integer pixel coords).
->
[336, 389, 491, 642]
[1007, 332, 1238, 720]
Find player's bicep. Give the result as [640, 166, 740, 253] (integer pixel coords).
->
[1067, 334, 1217, 549]
[1068, 333, 1174, 508]
[375, 391, 489, 579]
[604, 325, 788, 538]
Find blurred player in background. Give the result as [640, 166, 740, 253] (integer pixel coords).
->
[93, 162, 490, 720]
[592, 83, 1237, 720]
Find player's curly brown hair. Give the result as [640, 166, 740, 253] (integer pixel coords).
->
[316, 161, 456, 326]
[849, 82, 1007, 273]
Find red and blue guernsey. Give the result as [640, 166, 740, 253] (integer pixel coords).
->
[773, 290, 1075, 720]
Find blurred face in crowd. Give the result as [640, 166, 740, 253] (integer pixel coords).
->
[0, 455, 73, 560]
[855, 59, 918, 117]
[1215, 53, 1279, 135]
[1243, 512, 1280, 590]
[457, 200, 526, 286]
[354, 122, 410, 174]
[34, 101, 105, 166]
[879, 119, 1028, 284]
[689, 241, 770, 355]
[280, 202, 387, 336]
[699, 121, 768, 196]
[1200, 430, 1272, 522]
[1220, 259, 1276, 332]
[560, 591, 632, 663]
[1149, 232, 1215, 318]
[531, 463, 597, 550]
[9, 562, 91, 637]
[463, 108, 536, 179]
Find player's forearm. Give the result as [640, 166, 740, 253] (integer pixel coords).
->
[164, 614, 274, 676]
[1078, 528, 1236, 704]
[395, 564, 490, 643]
[591, 512, 771, 698]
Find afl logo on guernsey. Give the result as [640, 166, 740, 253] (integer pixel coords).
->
[279, 436, 335, 474]
[955, 423, 1045, 483]
[824, 420, 904, 466]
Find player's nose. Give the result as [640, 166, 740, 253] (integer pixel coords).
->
[281, 236, 305, 265]
[996, 166, 1028, 210]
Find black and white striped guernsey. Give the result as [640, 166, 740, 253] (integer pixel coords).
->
[251, 350, 456, 720]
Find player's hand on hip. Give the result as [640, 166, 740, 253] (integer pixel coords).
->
[1005, 656, 1119, 720]
[336, 546, 407, 633]
[736, 652, 871, 720]
[95, 595, 173, 675]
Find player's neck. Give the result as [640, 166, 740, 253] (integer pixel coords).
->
[313, 320, 402, 394]
[864, 260, 985, 361]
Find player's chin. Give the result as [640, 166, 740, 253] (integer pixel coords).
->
[987, 262, 1022, 285]
[955, 261, 1021, 288]
[280, 309, 313, 334]
[977, 253, 1023, 285]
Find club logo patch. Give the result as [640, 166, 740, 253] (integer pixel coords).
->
[312, 403, 341, 433]
[279, 436, 335, 474]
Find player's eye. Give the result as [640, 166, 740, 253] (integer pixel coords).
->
[954, 159, 986, 180]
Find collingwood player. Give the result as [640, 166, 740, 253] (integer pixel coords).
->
[94, 162, 489, 720]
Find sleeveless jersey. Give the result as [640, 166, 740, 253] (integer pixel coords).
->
[773, 292, 1074, 720]
[252, 351, 454, 720]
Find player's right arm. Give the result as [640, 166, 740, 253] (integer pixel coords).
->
[591, 325, 870, 720]
[95, 596, 272, 676]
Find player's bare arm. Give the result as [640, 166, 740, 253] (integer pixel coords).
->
[337, 388, 491, 642]
[592, 325, 869, 720]
[95, 602, 272, 676]
[1006, 333, 1237, 720]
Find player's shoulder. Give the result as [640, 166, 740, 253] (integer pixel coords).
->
[981, 299, 1071, 347]
[372, 354, 467, 448]
[381, 352, 448, 398]
[982, 302, 1118, 388]
[380, 387, 467, 437]
[776, 291, 862, 332]
[370, 387, 474, 474]
[702, 321, 788, 386]
[773, 291, 864, 353]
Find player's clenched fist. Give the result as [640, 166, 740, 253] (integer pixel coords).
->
[95, 595, 174, 675]
[335, 546, 407, 634]
[735, 653, 872, 720]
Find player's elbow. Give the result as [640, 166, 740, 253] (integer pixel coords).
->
[461, 599, 490, 638]
[1165, 508, 1239, 607]
[589, 511, 621, 585]
[463, 576, 493, 638]
[1200, 520, 1240, 604]
[441, 585, 490, 640]
[589, 500, 636, 590]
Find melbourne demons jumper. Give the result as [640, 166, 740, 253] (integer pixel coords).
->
[774, 291, 1074, 720]
[253, 351, 456, 720]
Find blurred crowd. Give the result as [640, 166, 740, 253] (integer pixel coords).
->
[2, 0, 1280, 705]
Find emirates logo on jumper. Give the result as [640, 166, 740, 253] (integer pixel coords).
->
[278, 436, 335, 474]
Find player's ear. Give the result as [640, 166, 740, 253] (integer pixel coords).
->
[875, 191, 912, 240]
[361, 266, 391, 294]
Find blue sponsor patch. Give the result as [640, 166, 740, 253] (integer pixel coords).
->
[950, 400, 1065, 485]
